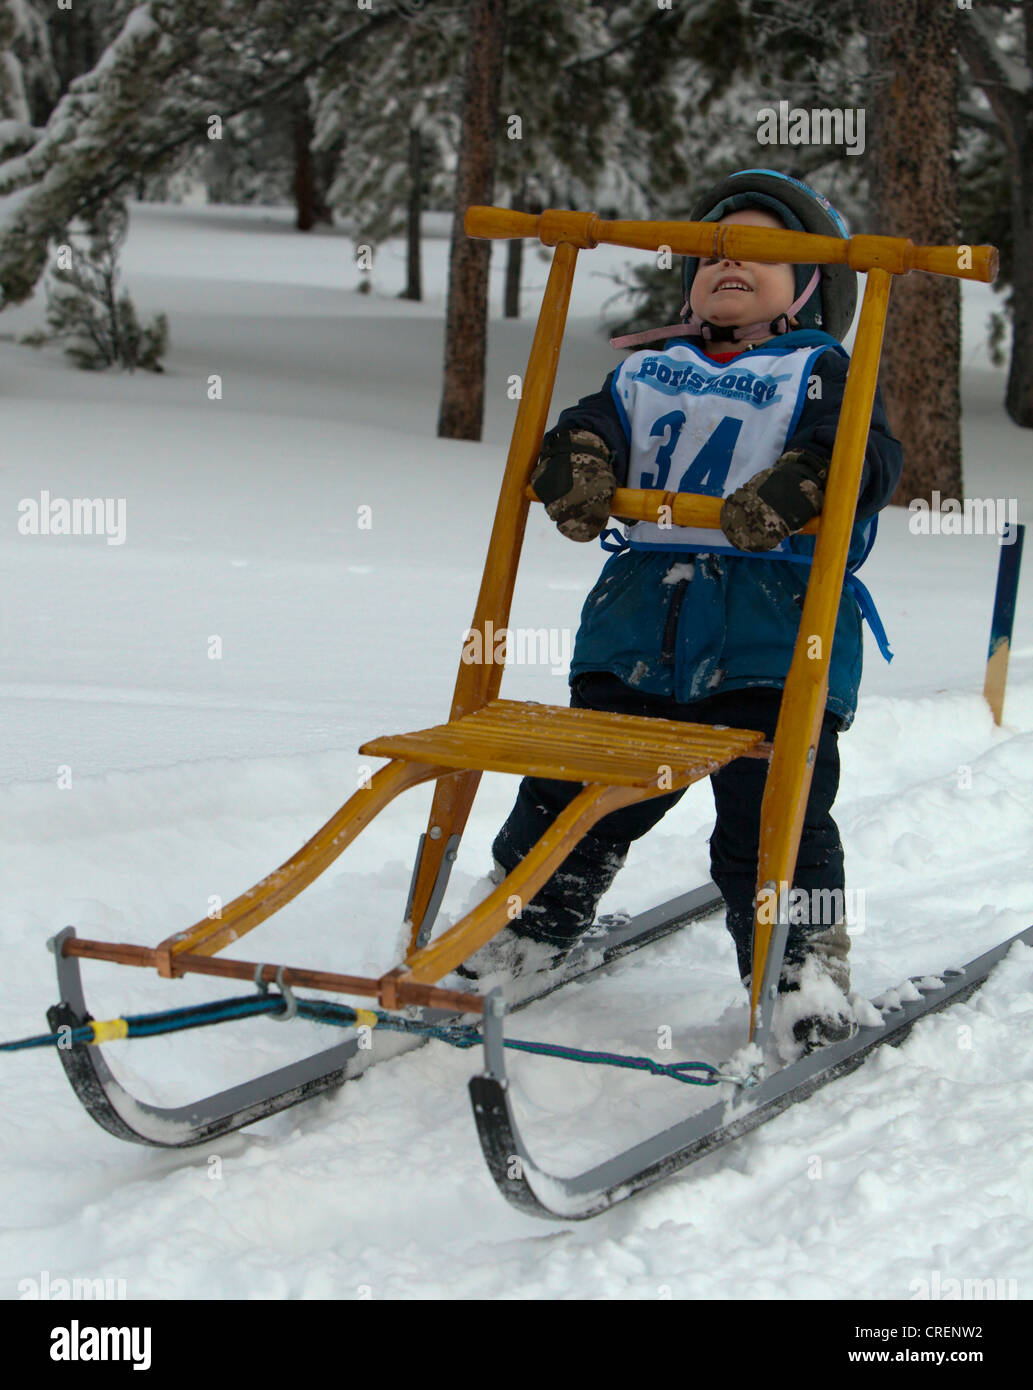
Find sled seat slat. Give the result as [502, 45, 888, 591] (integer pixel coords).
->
[361, 699, 768, 789]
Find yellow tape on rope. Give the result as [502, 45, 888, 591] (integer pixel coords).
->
[90, 1018, 129, 1044]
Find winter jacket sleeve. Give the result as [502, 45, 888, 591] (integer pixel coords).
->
[786, 351, 902, 521]
[547, 373, 632, 484]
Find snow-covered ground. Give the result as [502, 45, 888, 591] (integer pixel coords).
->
[1, 202, 1031, 1300]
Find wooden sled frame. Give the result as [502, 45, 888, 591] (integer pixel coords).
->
[58, 209, 997, 1039]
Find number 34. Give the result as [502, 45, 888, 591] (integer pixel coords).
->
[641, 412, 743, 496]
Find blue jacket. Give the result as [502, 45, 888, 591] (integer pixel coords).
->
[551, 331, 903, 728]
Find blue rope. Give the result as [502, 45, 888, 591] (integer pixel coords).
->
[1, 995, 287, 1049]
[3, 992, 723, 1087]
[501, 1037, 720, 1084]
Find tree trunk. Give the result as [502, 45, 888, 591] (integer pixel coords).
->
[292, 91, 317, 233]
[1005, 131, 1033, 426]
[504, 178, 526, 318]
[866, 0, 962, 503]
[403, 124, 422, 301]
[437, 0, 508, 441]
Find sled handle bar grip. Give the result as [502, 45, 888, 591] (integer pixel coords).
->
[465, 207, 998, 284]
[524, 485, 821, 535]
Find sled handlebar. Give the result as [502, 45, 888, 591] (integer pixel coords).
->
[466, 206, 998, 283]
[525, 485, 821, 535]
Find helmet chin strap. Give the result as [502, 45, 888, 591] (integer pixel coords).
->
[685, 266, 822, 341]
[609, 267, 820, 351]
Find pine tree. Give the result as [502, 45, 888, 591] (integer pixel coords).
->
[958, 130, 1013, 367]
[198, 100, 301, 210]
[492, 0, 631, 319]
[0, 1, 399, 308]
[31, 200, 168, 370]
[956, 1, 1033, 428]
[311, 3, 461, 296]
[597, 0, 870, 339]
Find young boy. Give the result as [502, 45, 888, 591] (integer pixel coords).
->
[458, 169, 902, 1055]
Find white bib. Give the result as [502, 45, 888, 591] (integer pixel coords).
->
[611, 341, 838, 552]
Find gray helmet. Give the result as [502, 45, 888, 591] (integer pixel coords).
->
[681, 168, 857, 341]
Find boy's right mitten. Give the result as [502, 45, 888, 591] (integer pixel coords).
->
[720, 448, 830, 552]
[531, 428, 616, 542]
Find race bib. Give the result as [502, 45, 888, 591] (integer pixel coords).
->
[611, 341, 837, 552]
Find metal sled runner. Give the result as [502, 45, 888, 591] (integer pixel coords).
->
[45, 206, 1007, 1216]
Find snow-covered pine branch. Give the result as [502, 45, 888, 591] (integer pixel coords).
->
[0, 0, 396, 308]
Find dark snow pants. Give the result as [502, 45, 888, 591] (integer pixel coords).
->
[491, 673, 845, 981]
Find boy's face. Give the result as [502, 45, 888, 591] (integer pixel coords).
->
[689, 208, 798, 335]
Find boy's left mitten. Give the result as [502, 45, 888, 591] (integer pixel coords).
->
[532, 429, 616, 542]
[720, 448, 830, 552]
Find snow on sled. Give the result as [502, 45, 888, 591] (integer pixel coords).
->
[37, 205, 1017, 1219]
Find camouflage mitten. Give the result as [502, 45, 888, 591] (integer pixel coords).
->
[531, 428, 616, 542]
[720, 448, 830, 552]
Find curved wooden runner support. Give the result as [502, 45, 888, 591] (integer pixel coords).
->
[154, 759, 446, 974]
[393, 780, 679, 996]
